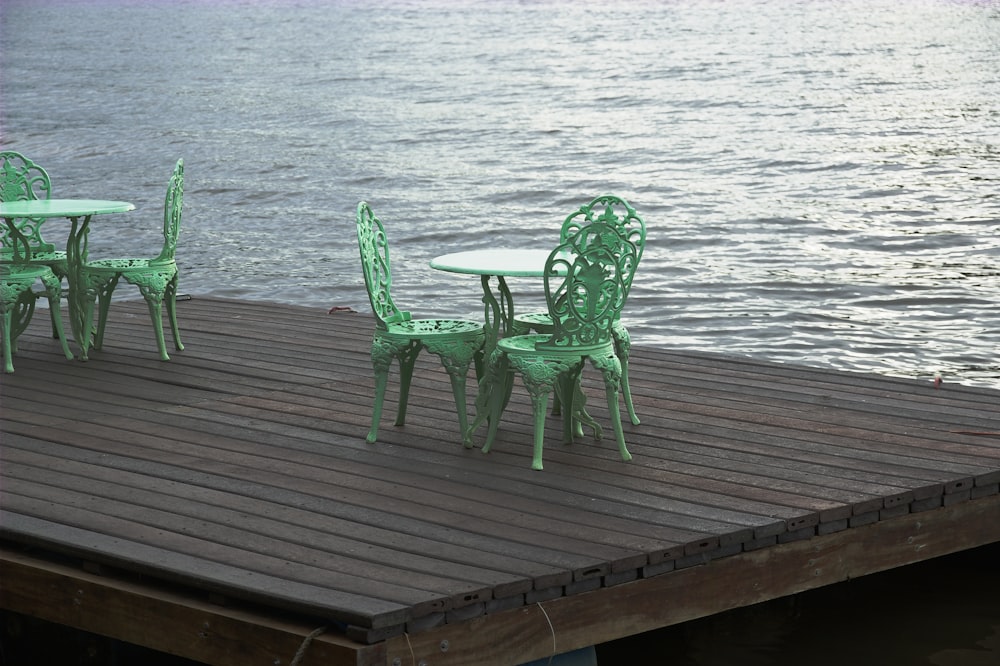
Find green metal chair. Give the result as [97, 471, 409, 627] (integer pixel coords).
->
[471, 217, 640, 470]
[511, 195, 646, 426]
[0, 152, 67, 278]
[0, 264, 74, 373]
[355, 201, 486, 445]
[81, 159, 185, 361]
[0, 151, 70, 341]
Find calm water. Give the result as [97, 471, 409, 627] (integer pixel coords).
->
[1, 2, 998, 660]
[2, 0, 1000, 388]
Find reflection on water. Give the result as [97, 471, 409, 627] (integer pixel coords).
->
[598, 541, 1000, 665]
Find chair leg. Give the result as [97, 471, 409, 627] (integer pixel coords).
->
[481, 353, 510, 454]
[604, 384, 632, 463]
[513, 356, 561, 470]
[393, 343, 420, 426]
[1, 309, 14, 373]
[48, 278, 64, 340]
[425, 333, 485, 446]
[472, 348, 484, 382]
[462, 351, 487, 449]
[614, 324, 640, 425]
[0, 281, 38, 372]
[594, 352, 632, 463]
[367, 337, 396, 444]
[51, 306, 74, 361]
[444, 365, 471, 445]
[9, 291, 35, 353]
[555, 365, 586, 442]
[92, 274, 119, 353]
[620, 360, 639, 425]
[529, 389, 551, 471]
[40, 272, 74, 361]
[368, 368, 389, 444]
[466, 348, 498, 447]
[562, 364, 604, 441]
[165, 274, 184, 352]
[47, 306, 67, 352]
[144, 297, 170, 361]
[526, 320, 564, 418]
[46, 263, 68, 340]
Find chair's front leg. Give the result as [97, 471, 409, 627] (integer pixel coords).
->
[392, 341, 421, 426]
[613, 322, 639, 425]
[144, 297, 169, 361]
[40, 271, 73, 361]
[592, 351, 631, 462]
[427, 333, 484, 446]
[481, 351, 510, 453]
[94, 275, 118, 347]
[529, 390, 550, 471]
[133, 270, 174, 361]
[368, 335, 406, 442]
[9, 290, 35, 346]
[515, 355, 571, 470]
[1, 308, 15, 373]
[165, 272, 184, 352]
[554, 362, 585, 443]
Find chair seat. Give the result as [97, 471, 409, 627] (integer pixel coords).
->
[499, 333, 612, 357]
[383, 318, 484, 338]
[512, 311, 553, 331]
[1, 263, 75, 372]
[85, 257, 173, 272]
[0, 264, 55, 282]
[0, 250, 67, 266]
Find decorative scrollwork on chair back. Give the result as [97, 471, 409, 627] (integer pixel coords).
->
[355, 201, 410, 329]
[537, 220, 638, 351]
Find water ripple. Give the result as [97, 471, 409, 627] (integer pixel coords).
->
[2, 0, 999, 387]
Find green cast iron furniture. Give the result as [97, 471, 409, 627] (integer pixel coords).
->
[81, 159, 185, 361]
[0, 198, 136, 361]
[430, 248, 550, 358]
[469, 217, 640, 470]
[511, 194, 646, 426]
[0, 152, 68, 279]
[355, 201, 486, 445]
[0, 264, 74, 373]
[0, 151, 68, 340]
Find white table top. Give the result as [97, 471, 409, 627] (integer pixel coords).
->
[0, 198, 135, 218]
[430, 248, 551, 277]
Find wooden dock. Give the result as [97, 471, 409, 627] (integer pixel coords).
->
[2, 297, 999, 666]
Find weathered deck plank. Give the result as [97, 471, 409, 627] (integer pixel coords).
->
[2, 296, 1000, 664]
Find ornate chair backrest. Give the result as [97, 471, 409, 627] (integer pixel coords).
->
[0, 151, 55, 254]
[560, 194, 646, 264]
[536, 220, 639, 351]
[355, 201, 410, 329]
[151, 159, 184, 264]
